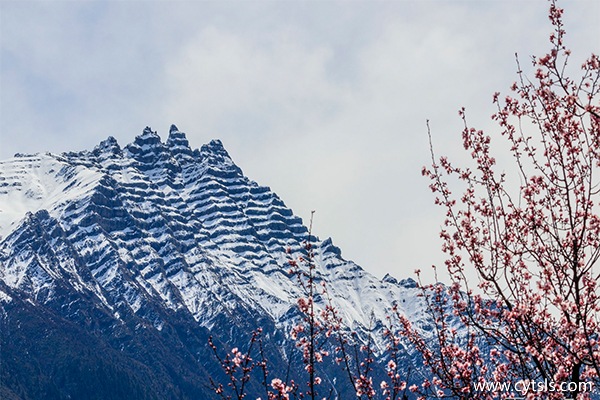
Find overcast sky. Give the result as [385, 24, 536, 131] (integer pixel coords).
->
[1, 0, 599, 282]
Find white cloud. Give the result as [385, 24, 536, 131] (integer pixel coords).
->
[1, 0, 599, 282]
[162, 25, 343, 141]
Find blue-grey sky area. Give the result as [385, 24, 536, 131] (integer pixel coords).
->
[1, 0, 599, 282]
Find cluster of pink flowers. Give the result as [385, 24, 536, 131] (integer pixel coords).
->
[269, 378, 292, 399]
[406, 0, 600, 398]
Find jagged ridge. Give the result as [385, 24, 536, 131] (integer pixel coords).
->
[0, 126, 427, 399]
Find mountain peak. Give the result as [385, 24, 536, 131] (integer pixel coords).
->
[198, 139, 241, 175]
[93, 136, 121, 157]
[0, 123, 430, 399]
[167, 125, 194, 164]
[201, 139, 230, 159]
[166, 125, 190, 148]
[206, 138, 224, 149]
[142, 126, 156, 136]
[126, 126, 164, 152]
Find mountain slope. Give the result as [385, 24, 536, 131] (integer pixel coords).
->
[0, 126, 425, 399]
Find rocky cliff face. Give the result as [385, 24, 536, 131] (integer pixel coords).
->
[0, 126, 425, 399]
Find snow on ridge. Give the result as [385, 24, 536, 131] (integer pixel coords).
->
[0, 154, 104, 239]
[0, 126, 429, 349]
[0, 288, 11, 303]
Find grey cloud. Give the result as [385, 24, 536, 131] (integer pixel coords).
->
[1, 0, 599, 282]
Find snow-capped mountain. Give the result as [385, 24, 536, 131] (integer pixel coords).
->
[0, 126, 426, 399]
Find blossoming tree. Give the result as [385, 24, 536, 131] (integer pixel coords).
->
[403, 0, 600, 398]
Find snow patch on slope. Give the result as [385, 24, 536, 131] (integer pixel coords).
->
[0, 154, 103, 239]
